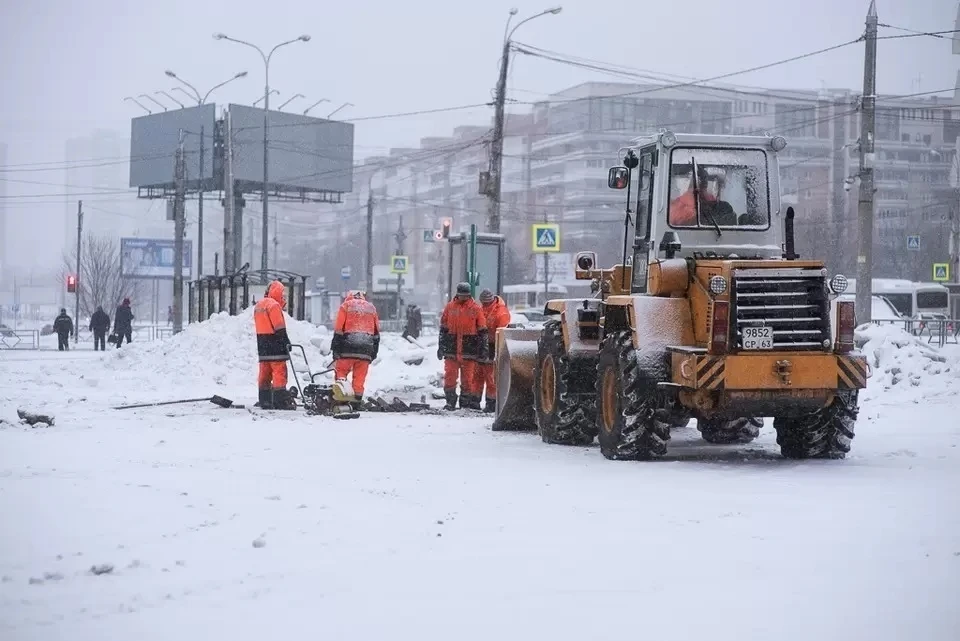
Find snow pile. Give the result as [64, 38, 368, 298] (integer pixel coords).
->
[854, 323, 959, 403]
[107, 308, 440, 399]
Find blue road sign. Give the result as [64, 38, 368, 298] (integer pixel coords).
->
[907, 235, 920, 251]
[531, 224, 560, 252]
[341, 266, 351, 280]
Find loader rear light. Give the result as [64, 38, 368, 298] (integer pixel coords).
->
[836, 300, 855, 353]
[709, 300, 730, 354]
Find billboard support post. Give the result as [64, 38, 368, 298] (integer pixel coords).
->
[74, 200, 83, 343]
[223, 108, 235, 273]
[173, 129, 186, 334]
[197, 124, 205, 278]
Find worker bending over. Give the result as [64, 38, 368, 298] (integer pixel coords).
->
[254, 280, 294, 409]
[475, 288, 511, 413]
[331, 290, 380, 410]
[438, 282, 487, 410]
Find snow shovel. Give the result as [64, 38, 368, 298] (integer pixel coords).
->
[113, 395, 239, 410]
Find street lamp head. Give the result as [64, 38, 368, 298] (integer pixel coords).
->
[298, 34, 311, 42]
[235, 71, 248, 78]
[213, 33, 227, 40]
[165, 70, 176, 78]
[546, 6, 562, 14]
[509, 7, 518, 15]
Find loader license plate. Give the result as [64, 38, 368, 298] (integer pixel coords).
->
[742, 326, 773, 350]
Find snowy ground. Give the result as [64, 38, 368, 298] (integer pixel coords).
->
[1, 321, 959, 640]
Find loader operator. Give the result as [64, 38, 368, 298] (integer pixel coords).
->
[438, 282, 488, 411]
[331, 290, 381, 410]
[475, 288, 510, 413]
[254, 280, 295, 410]
[669, 163, 739, 227]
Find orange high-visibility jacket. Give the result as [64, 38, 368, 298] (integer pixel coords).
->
[479, 296, 510, 362]
[254, 281, 290, 361]
[439, 297, 487, 360]
[333, 297, 381, 361]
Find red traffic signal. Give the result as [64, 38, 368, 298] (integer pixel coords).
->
[66, 275, 77, 293]
[441, 218, 452, 238]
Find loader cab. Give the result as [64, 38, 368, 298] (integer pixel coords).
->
[608, 131, 786, 294]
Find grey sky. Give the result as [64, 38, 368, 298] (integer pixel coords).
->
[0, 0, 955, 269]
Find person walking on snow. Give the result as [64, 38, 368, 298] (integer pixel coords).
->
[402, 303, 422, 341]
[474, 288, 511, 413]
[89, 305, 110, 351]
[254, 280, 294, 410]
[53, 308, 73, 351]
[438, 282, 487, 411]
[113, 298, 134, 348]
[331, 290, 381, 410]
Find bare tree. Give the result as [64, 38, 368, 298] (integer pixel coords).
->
[61, 235, 143, 319]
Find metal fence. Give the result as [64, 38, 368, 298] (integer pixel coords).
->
[869, 318, 959, 349]
[0, 329, 40, 350]
[189, 269, 308, 324]
[0, 325, 174, 350]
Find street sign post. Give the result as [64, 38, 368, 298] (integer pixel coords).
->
[531, 223, 560, 252]
[907, 235, 920, 251]
[933, 263, 950, 282]
[390, 256, 409, 274]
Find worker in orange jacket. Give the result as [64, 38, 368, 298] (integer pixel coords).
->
[474, 288, 511, 413]
[331, 290, 380, 409]
[438, 282, 487, 410]
[254, 280, 294, 410]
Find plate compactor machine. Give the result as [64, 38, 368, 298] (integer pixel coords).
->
[493, 131, 868, 461]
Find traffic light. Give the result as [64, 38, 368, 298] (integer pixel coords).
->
[441, 218, 452, 239]
[66, 275, 77, 293]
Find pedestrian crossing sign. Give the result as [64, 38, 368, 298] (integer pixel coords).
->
[531, 224, 560, 252]
[390, 255, 409, 274]
[907, 235, 920, 251]
[933, 263, 949, 282]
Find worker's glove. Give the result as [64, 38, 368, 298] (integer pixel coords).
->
[372, 335, 380, 360]
[437, 347, 443, 361]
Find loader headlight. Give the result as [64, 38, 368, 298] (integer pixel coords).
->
[659, 130, 677, 148]
[770, 135, 787, 152]
[708, 275, 727, 296]
[829, 274, 848, 295]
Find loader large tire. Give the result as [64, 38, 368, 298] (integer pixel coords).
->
[697, 417, 763, 445]
[773, 391, 858, 459]
[595, 331, 671, 461]
[534, 320, 598, 446]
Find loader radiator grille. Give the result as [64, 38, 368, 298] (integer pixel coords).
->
[731, 267, 830, 352]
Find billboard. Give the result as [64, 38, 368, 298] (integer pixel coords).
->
[129, 104, 217, 189]
[120, 238, 193, 279]
[228, 104, 354, 194]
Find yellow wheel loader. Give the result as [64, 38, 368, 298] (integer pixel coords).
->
[493, 131, 867, 460]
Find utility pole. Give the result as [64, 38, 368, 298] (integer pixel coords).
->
[855, 0, 878, 324]
[74, 200, 82, 343]
[485, 38, 510, 235]
[366, 177, 374, 293]
[223, 109, 235, 274]
[262, 82, 270, 272]
[173, 129, 186, 334]
[248, 219, 255, 267]
[395, 214, 407, 319]
[197, 124, 205, 278]
[273, 214, 279, 269]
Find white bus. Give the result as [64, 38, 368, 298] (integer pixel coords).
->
[846, 278, 949, 319]
[502, 284, 569, 321]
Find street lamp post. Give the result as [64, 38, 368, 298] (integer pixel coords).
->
[163, 69, 248, 278]
[214, 32, 311, 272]
[486, 6, 561, 234]
[278, 93, 305, 110]
[303, 98, 329, 115]
[327, 102, 353, 119]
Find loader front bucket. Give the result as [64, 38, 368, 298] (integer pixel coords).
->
[492, 327, 542, 431]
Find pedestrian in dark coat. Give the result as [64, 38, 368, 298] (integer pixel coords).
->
[113, 298, 134, 348]
[402, 303, 422, 340]
[89, 305, 110, 351]
[53, 308, 73, 351]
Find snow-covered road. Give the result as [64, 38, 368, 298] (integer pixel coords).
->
[2, 335, 960, 640]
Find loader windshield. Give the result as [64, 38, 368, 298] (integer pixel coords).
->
[667, 148, 770, 231]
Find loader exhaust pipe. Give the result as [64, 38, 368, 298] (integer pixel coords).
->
[783, 206, 798, 260]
